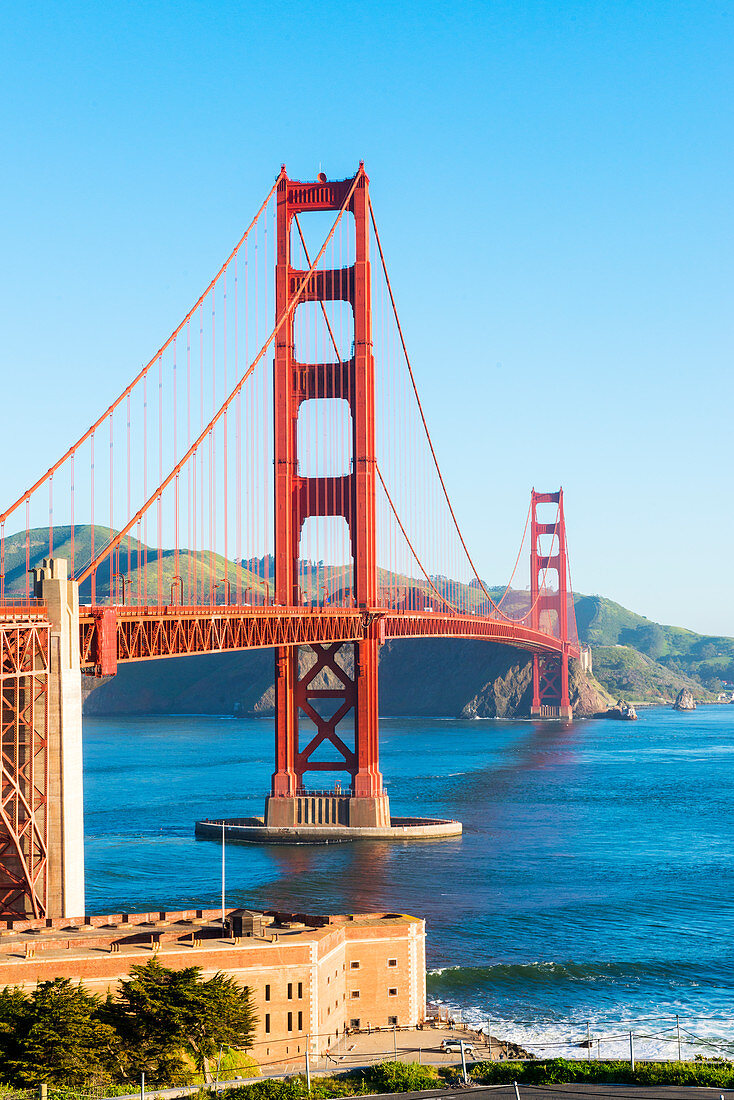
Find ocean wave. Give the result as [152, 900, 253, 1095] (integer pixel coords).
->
[426, 960, 734, 1061]
[425, 995, 734, 1062]
[426, 958, 734, 990]
[438, 1009, 734, 1062]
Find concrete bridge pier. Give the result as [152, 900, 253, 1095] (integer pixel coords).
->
[32, 559, 85, 918]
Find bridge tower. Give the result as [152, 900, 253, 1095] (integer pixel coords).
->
[530, 490, 573, 720]
[0, 560, 85, 918]
[265, 165, 389, 829]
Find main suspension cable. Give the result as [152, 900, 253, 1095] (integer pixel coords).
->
[370, 198, 515, 616]
[370, 199, 563, 624]
[0, 179, 279, 529]
[78, 173, 361, 586]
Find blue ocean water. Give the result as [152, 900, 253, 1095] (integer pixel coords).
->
[83, 705, 734, 1059]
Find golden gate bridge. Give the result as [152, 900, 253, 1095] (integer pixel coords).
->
[0, 164, 579, 920]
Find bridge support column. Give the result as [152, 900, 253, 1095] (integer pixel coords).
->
[266, 633, 389, 829]
[529, 490, 573, 720]
[0, 614, 50, 917]
[31, 559, 85, 917]
[267, 164, 389, 829]
[531, 652, 572, 720]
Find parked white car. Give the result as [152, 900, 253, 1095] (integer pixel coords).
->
[441, 1038, 475, 1054]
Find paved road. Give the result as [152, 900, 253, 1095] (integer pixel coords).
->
[107, 1082, 734, 1100]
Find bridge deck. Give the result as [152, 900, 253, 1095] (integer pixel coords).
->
[72, 604, 577, 675]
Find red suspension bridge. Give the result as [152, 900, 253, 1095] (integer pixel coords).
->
[0, 164, 579, 920]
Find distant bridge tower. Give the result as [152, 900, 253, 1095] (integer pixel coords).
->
[530, 490, 573, 720]
[266, 165, 389, 828]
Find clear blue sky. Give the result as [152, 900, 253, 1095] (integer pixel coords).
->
[1, 0, 732, 635]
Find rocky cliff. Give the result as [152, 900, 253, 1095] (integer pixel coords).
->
[83, 639, 613, 719]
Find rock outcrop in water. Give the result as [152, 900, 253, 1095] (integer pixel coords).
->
[596, 699, 638, 720]
[458, 655, 612, 718]
[673, 688, 697, 711]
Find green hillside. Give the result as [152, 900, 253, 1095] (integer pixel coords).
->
[0, 525, 270, 605]
[591, 645, 714, 705]
[576, 594, 734, 690]
[5, 524, 731, 706]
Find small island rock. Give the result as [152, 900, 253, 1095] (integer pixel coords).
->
[673, 688, 696, 711]
[597, 699, 638, 720]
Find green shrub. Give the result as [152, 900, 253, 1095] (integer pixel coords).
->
[359, 1061, 439, 1093]
[470, 1058, 734, 1089]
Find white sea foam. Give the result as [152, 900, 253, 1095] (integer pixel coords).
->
[432, 998, 734, 1062]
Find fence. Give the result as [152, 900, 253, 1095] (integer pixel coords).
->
[425, 1008, 734, 1064]
[3, 1012, 734, 1100]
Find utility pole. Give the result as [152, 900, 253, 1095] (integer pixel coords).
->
[306, 1045, 311, 1091]
[677, 1014, 682, 1061]
[587, 1022, 591, 1061]
[629, 1031, 635, 1073]
[460, 1040, 468, 1085]
[393, 1023, 397, 1061]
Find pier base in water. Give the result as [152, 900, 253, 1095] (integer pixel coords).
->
[265, 792, 391, 829]
[531, 704, 574, 719]
[195, 810, 462, 845]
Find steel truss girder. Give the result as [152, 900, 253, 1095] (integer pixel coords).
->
[78, 606, 579, 675]
[382, 612, 579, 658]
[295, 643, 357, 778]
[0, 619, 49, 918]
[79, 606, 364, 673]
[536, 654, 562, 703]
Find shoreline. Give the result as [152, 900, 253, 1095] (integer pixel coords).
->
[316, 1020, 532, 1073]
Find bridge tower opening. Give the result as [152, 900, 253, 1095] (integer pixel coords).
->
[530, 490, 573, 720]
[265, 165, 389, 829]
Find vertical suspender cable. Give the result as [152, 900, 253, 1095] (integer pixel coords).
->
[235, 253, 241, 603]
[48, 476, 53, 558]
[157, 356, 163, 607]
[70, 453, 75, 580]
[210, 287, 216, 602]
[262, 213, 270, 603]
[223, 268, 228, 601]
[143, 377, 148, 604]
[91, 429, 96, 604]
[199, 303, 204, 604]
[187, 319, 192, 603]
[127, 394, 131, 588]
[110, 411, 114, 603]
[255, 221, 263, 602]
[173, 335, 179, 593]
[192, 448, 197, 605]
[25, 500, 29, 599]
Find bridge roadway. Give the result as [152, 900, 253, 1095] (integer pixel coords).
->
[69, 603, 578, 676]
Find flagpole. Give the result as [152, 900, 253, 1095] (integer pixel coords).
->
[221, 820, 226, 934]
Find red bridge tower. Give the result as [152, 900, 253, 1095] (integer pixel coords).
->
[530, 489, 573, 720]
[266, 165, 389, 829]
